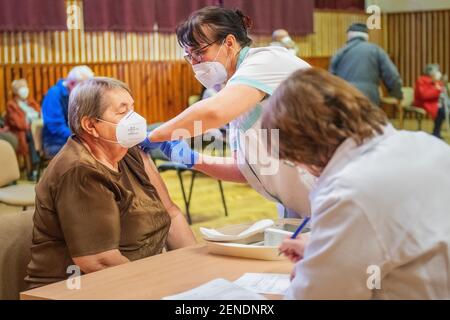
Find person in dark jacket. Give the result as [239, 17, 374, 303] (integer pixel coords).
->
[330, 23, 403, 106]
[42, 65, 94, 157]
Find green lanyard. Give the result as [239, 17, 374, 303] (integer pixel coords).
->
[233, 46, 264, 132]
[236, 46, 250, 69]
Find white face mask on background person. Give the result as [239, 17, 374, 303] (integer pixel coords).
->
[433, 71, 442, 81]
[96, 110, 147, 148]
[280, 36, 298, 56]
[17, 86, 29, 100]
[192, 40, 228, 89]
[281, 36, 294, 46]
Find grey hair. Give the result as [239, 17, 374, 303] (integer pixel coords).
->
[67, 65, 94, 82]
[424, 63, 440, 76]
[68, 77, 132, 136]
[11, 78, 27, 94]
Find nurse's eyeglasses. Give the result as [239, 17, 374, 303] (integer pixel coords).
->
[183, 39, 222, 64]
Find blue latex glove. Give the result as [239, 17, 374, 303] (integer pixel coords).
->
[139, 137, 199, 169]
[160, 140, 199, 169]
[139, 136, 163, 153]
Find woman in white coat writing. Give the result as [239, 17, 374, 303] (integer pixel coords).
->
[262, 68, 450, 299]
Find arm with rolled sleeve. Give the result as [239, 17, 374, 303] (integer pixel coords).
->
[285, 181, 389, 300]
[42, 89, 71, 140]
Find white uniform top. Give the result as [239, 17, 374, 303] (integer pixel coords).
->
[285, 125, 450, 299]
[227, 46, 313, 216]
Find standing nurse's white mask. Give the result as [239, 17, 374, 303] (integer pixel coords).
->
[193, 62, 228, 89]
[192, 40, 228, 89]
[97, 111, 147, 148]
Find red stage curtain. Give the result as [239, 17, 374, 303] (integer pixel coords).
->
[0, 0, 66, 31]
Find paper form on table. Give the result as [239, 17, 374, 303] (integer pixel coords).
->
[233, 273, 291, 295]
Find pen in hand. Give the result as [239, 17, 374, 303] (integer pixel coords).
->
[278, 217, 311, 256]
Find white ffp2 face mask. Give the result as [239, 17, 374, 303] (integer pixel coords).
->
[434, 71, 443, 81]
[192, 41, 228, 89]
[96, 111, 147, 148]
[281, 36, 294, 45]
[18, 87, 29, 100]
[193, 62, 228, 89]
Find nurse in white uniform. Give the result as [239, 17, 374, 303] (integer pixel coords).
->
[140, 6, 313, 217]
[262, 68, 450, 299]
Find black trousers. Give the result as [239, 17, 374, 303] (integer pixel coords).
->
[433, 106, 447, 138]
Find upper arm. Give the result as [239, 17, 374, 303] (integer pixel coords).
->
[42, 90, 70, 135]
[208, 50, 304, 126]
[42, 90, 60, 116]
[138, 152, 196, 249]
[149, 84, 264, 142]
[286, 184, 388, 300]
[378, 50, 401, 85]
[378, 50, 403, 99]
[42, 91, 66, 122]
[72, 249, 129, 274]
[139, 151, 179, 218]
[329, 53, 339, 74]
[203, 84, 266, 126]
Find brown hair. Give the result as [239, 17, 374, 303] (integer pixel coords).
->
[261, 68, 388, 169]
[176, 6, 253, 50]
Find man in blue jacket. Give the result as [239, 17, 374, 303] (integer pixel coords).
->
[330, 23, 403, 106]
[42, 66, 94, 157]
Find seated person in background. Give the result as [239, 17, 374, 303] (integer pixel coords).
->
[262, 68, 450, 299]
[5, 79, 40, 180]
[26, 77, 196, 289]
[414, 63, 449, 139]
[42, 65, 94, 157]
[270, 29, 299, 56]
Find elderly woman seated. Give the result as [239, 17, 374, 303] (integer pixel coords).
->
[25, 77, 196, 288]
[5, 79, 41, 180]
[414, 63, 449, 139]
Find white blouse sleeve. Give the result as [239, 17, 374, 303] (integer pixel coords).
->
[285, 179, 389, 300]
[228, 47, 310, 96]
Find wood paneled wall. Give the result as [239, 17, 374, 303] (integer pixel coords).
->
[2, 1, 447, 120]
[1, 3, 369, 119]
[385, 10, 450, 87]
[0, 6, 375, 65]
[0, 57, 329, 122]
[0, 0, 185, 65]
[254, 10, 385, 57]
[0, 61, 202, 123]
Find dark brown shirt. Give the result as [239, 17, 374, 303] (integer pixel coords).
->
[25, 136, 171, 288]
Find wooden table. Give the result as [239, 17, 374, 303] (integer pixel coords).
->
[20, 244, 292, 300]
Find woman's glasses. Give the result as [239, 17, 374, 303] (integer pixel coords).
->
[183, 39, 222, 64]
